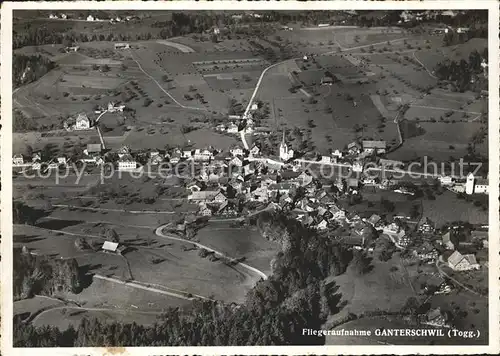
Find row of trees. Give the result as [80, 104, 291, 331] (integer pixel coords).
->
[14, 212, 351, 346]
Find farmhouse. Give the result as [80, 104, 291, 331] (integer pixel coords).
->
[362, 140, 386, 155]
[114, 43, 130, 50]
[117, 155, 137, 171]
[447, 251, 480, 271]
[74, 113, 91, 130]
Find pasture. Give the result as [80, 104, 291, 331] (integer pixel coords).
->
[387, 121, 486, 162]
[195, 223, 281, 276]
[327, 252, 418, 326]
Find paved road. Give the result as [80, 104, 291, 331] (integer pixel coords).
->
[155, 224, 268, 280]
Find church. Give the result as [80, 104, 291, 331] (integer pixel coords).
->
[279, 132, 294, 161]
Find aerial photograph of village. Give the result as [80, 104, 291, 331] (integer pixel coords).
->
[10, 9, 490, 346]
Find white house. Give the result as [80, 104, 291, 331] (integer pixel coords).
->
[114, 43, 130, 50]
[57, 157, 67, 166]
[332, 149, 343, 159]
[75, 113, 91, 130]
[230, 146, 244, 157]
[320, 156, 331, 164]
[251, 103, 259, 111]
[118, 155, 137, 171]
[227, 122, 239, 133]
[352, 160, 363, 172]
[86, 15, 95, 22]
[193, 149, 213, 161]
[438, 176, 454, 186]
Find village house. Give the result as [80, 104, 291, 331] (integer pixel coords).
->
[227, 122, 239, 133]
[382, 222, 406, 240]
[102, 241, 119, 253]
[187, 190, 219, 203]
[215, 124, 226, 132]
[362, 140, 386, 155]
[149, 151, 164, 165]
[438, 175, 454, 186]
[117, 155, 137, 171]
[320, 155, 331, 164]
[85, 143, 102, 156]
[347, 142, 360, 155]
[447, 251, 480, 271]
[331, 149, 343, 159]
[441, 231, 455, 250]
[230, 146, 245, 157]
[212, 191, 227, 204]
[198, 204, 212, 217]
[74, 113, 91, 130]
[268, 182, 295, 195]
[250, 144, 260, 156]
[187, 181, 203, 193]
[413, 243, 439, 262]
[114, 43, 131, 50]
[57, 156, 67, 166]
[352, 160, 363, 172]
[65, 46, 80, 53]
[193, 148, 213, 161]
[107, 101, 125, 112]
[229, 156, 243, 167]
[116, 145, 131, 159]
[13, 154, 24, 166]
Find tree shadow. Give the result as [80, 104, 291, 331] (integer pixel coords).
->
[36, 219, 83, 230]
[14, 234, 46, 243]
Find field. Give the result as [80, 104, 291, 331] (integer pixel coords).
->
[195, 223, 280, 276]
[325, 252, 418, 328]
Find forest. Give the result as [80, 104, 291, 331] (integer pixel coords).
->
[14, 212, 355, 346]
[13, 54, 55, 88]
[434, 49, 488, 92]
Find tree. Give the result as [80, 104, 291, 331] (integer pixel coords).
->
[101, 64, 110, 72]
[104, 228, 119, 242]
[351, 251, 371, 275]
[162, 74, 169, 82]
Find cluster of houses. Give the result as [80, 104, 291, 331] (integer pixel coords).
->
[62, 103, 127, 132]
